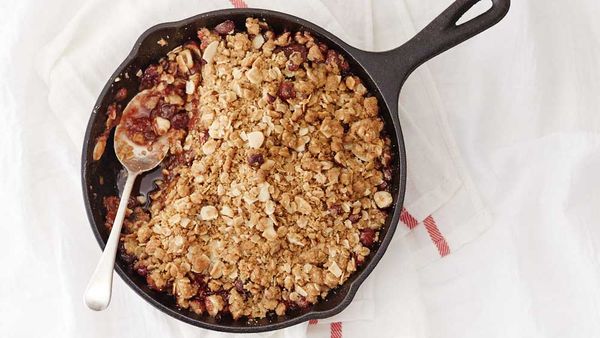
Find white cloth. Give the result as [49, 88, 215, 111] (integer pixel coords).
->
[35, 0, 487, 333]
[2, 0, 600, 338]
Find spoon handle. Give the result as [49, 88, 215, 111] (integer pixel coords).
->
[84, 171, 138, 311]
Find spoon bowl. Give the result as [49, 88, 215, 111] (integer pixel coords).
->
[114, 89, 170, 173]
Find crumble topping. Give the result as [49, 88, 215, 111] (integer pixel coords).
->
[98, 17, 393, 320]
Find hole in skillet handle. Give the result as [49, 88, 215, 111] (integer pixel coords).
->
[456, 0, 493, 25]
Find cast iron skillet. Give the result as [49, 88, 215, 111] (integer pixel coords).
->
[82, 0, 509, 333]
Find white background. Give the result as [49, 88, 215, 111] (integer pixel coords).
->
[2, 0, 600, 337]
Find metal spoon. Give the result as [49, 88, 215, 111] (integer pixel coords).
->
[84, 90, 169, 311]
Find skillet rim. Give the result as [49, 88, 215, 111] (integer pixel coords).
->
[81, 8, 406, 333]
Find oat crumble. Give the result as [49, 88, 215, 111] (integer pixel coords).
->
[97, 17, 393, 320]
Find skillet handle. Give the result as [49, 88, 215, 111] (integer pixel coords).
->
[365, 0, 510, 105]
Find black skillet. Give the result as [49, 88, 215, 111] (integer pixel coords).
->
[82, 0, 510, 333]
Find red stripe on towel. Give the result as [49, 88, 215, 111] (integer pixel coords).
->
[424, 216, 450, 256]
[308, 319, 318, 325]
[400, 208, 419, 229]
[229, 0, 248, 8]
[331, 322, 342, 338]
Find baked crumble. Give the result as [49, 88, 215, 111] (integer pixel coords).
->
[97, 17, 393, 320]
